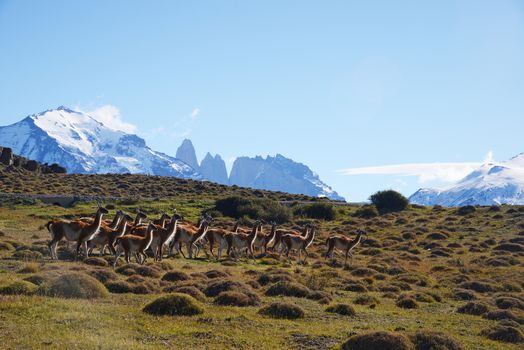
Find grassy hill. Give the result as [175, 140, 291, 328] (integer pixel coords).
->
[0, 173, 523, 349]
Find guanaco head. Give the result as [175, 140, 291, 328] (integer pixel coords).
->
[98, 206, 109, 215]
[356, 229, 367, 241]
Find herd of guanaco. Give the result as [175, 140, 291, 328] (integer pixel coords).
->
[46, 204, 365, 267]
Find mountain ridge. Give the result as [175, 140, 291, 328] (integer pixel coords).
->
[409, 153, 524, 206]
[0, 107, 344, 201]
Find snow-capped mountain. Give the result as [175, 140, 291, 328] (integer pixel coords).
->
[410, 153, 524, 206]
[229, 154, 345, 201]
[0, 107, 344, 200]
[0, 106, 200, 178]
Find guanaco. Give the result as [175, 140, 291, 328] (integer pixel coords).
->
[46, 205, 109, 260]
[113, 223, 156, 266]
[171, 218, 211, 259]
[87, 213, 133, 255]
[149, 212, 182, 261]
[281, 226, 317, 263]
[325, 230, 366, 266]
[226, 220, 261, 260]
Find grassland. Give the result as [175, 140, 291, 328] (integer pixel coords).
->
[0, 172, 523, 349]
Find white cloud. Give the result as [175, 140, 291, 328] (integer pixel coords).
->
[190, 108, 200, 120]
[338, 152, 495, 183]
[81, 105, 137, 134]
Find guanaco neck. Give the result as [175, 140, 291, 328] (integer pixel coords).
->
[233, 221, 240, 232]
[268, 223, 277, 241]
[305, 227, 316, 247]
[133, 213, 144, 226]
[91, 209, 105, 232]
[115, 218, 128, 237]
[166, 217, 179, 236]
[144, 226, 155, 248]
[108, 212, 122, 230]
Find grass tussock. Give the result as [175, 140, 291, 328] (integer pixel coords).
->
[258, 302, 304, 319]
[143, 293, 204, 316]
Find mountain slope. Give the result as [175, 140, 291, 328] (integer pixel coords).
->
[0, 107, 200, 178]
[410, 153, 524, 206]
[229, 154, 344, 201]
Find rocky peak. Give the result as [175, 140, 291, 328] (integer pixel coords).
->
[176, 139, 199, 171]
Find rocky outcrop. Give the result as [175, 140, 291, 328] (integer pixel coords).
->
[176, 139, 200, 171]
[0, 146, 66, 174]
[200, 152, 228, 185]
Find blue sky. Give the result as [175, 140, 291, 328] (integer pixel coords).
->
[0, 0, 523, 201]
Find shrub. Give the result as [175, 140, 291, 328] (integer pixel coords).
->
[214, 196, 292, 223]
[205, 269, 229, 279]
[258, 302, 304, 319]
[214, 291, 260, 306]
[84, 257, 109, 267]
[456, 301, 489, 315]
[345, 280, 369, 292]
[354, 294, 379, 306]
[161, 271, 190, 282]
[257, 273, 293, 286]
[265, 281, 311, 298]
[495, 297, 524, 310]
[341, 331, 414, 350]
[452, 288, 476, 301]
[459, 281, 494, 293]
[481, 324, 524, 343]
[12, 249, 43, 261]
[396, 296, 419, 309]
[87, 269, 119, 284]
[457, 206, 476, 215]
[293, 203, 335, 220]
[171, 286, 206, 302]
[0, 281, 36, 295]
[204, 279, 254, 298]
[411, 331, 463, 350]
[42, 273, 108, 298]
[143, 293, 204, 316]
[369, 190, 409, 214]
[24, 274, 53, 286]
[484, 310, 522, 323]
[0, 242, 15, 251]
[18, 263, 40, 274]
[325, 303, 356, 316]
[353, 205, 379, 218]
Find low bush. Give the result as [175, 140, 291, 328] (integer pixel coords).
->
[214, 291, 260, 306]
[481, 324, 524, 343]
[214, 196, 292, 223]
[171, 286, 206, 302]
[0, 281, 36, 295]
[341, 331, 414, 350]
[354, 294, 379, 306]
[325, 303, 356, 316]
[18, 262, 40, 274]
[143, 293, 204, 316]
[87, 269, 119, 284]
[258, 302, 304, 319]
[369, 190, 409, 214]
[353, 205, 379, 218]
[161, 271, 190, 282]
[457, 206, 476, 215]
[396, 296, 419, 309]
[410, 331, 463, 350]
[41, 273, 108, 299]
[265, 281, 311, 298]
[84, 257, 109, 267]
[457, 301, 489, 315]
[293, 202, 335, 220]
